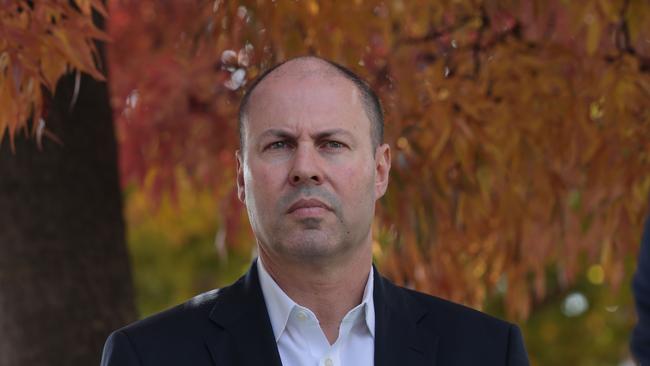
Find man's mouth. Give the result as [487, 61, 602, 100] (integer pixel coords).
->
[287, 198, 332, 213]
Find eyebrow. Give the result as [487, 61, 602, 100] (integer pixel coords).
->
[258, 128, 355, 141]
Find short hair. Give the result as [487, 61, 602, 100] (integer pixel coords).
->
[238, 56, 384, 151]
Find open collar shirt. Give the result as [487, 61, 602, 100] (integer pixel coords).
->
[257, 258, 375, 366]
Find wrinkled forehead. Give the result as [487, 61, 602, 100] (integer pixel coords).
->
[249, 59, 360, 107]
[258, 59, 342, 85]
[243, 67, 366, 136]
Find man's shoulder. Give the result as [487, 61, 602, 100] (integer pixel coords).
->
[392, 282, 514, 336]
[115, 288, 224, 340]
[101, 288, 228, 366]
[391, 283, 528, 363]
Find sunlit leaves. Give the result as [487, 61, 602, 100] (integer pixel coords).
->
[109, 0, 650, 323]
[0, 0, 107, 148]
[109, 1, 245, 198]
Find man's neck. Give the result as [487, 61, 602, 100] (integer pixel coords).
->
[258, 245, 372, 344]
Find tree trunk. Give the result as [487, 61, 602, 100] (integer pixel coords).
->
[0, 64, 136, 365]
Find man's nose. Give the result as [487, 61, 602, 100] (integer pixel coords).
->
[288, 144, 323, 186]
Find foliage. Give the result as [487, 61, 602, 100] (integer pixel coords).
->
[2, 0, 650, 363]
[521, 277, 635, 366]
[124, 170, 253, 316]
[0, 0, 107, 149]
[481, 257, 637, 365]
[108, 0, 650, 321]
[125, 190, 640, 365]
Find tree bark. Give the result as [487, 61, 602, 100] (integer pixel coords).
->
[0, 65, 136, 365]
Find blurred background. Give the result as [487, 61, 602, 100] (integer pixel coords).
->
[1, 0, 649, 365]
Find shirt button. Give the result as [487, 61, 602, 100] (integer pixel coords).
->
[324, 358, 333, 366]
[296, 311, 307, 321]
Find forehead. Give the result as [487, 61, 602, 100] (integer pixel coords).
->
[243, 68, 369, 138]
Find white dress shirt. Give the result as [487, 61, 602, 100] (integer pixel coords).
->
[257, 258, 375, 366]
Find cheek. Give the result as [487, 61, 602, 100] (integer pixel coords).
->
[246, 165, 285, 207]
[335, 162, 375, 201]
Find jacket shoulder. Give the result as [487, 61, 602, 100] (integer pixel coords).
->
[104, 288, 225, 364]
[395, 286, 529, 365]
[119, 288, 222, 336]
[404, 287, 513, 332]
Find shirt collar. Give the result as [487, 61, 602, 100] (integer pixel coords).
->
[363, 266, 375, 337]
[257, 257, 375, 341]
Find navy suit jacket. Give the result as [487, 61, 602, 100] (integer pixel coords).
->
[101, 262, 529, 365]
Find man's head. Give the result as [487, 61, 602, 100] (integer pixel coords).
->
[235, 56, 391, 266]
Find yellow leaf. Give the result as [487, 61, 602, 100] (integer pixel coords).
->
[626, 0, 648, 45]
[90, 0, 108, 17]
[51, 29, 105, 81]
[307, 0, 319, 16]
[40, 47, 67, 91]
[430, 120, 452, 161]
[74, 0, 92, 16]
[597, 0, 617, 22]
[586, 16, 601, 55]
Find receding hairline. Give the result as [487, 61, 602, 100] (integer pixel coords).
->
[241, 57, 359, 119]
[238, 56, 384, 150]
[255, 57, 345, 87]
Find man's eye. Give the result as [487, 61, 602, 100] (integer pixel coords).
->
[323, 141, 345, 149]
[268, 141, 289, 150]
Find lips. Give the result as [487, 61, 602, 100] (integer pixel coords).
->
[287, 198, 332, 213]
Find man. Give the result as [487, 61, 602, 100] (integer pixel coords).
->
[101, 56, 529, 365]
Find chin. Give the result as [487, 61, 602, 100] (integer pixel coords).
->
[275, 232, 343, 260]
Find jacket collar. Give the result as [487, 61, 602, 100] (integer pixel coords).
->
[206, 261, 283, 366]
[204, 260, 438, 366]
[373, 267, 439, 366]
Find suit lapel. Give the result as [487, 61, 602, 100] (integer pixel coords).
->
[373, 267, 439, 366]
[202, 262, 439, 366]
[205, 262, 283, 366]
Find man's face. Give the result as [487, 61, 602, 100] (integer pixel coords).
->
[236, 66, 391, 264]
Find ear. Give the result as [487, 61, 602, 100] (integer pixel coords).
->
[236, 150, 245, 203]
[374, 143, 391, 199]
